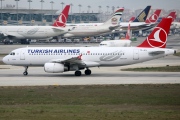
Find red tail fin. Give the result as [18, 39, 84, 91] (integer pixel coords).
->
[53, 5, 70, 27]
[137, 18, 172, 48]
[125, 23, 130, 39]
[166, 11, 176, 22]
[129, 17, 135, 22]
[145, 9, 161, 24]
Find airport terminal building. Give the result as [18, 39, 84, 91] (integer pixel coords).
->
[0, 6, 103, 26]
[0, 5, 179, 26]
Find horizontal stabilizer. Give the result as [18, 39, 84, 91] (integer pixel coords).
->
[149, 51, 165, 56]
[52, 28, 64, 32]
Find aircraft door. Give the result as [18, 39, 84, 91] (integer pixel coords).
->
[20, 50, 25, 60]
[133, 49, 139, 60]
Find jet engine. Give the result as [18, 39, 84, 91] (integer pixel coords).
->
[44, 63, 68, 73]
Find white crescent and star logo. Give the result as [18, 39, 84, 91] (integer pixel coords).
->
[167, 16, 174, 21]
[147, 27, 167, 48]
[149, 14, 158, 23]
[55, 13, 67, 27]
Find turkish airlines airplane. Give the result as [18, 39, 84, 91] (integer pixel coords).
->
[99, 23, 131, 47]
[166, 12, 180, 30]
[146, 11, 177, 32]
[62, 8, 124, 37]
[0, 5, 71, 41]
[2, 18, 175, 76]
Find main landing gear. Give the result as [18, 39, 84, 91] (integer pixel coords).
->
[23, 66, 28, 76]
[74, 69, 92, 76]
[75, 70, 81, 76]
[85, 69, 91, 75]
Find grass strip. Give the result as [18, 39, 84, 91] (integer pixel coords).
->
[121, 66, 180, 72]
[0, 85, 179, 120]
[0, 54, 7, 57]
[174, 52, 180, 57]
[0, 61, 5, 65]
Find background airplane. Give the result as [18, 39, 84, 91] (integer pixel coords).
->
[2, 18, 175, 76]
[146, 11, 177, 33]
[66, 6, 151, 29]
[120, 8, 161, 31]
[62, 8, 124, 38]
[0, 5, 72, 44]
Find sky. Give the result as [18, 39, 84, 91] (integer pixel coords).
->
[1, 0, 180, 13]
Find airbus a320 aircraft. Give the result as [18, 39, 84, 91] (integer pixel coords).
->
[0, 5, 71, 41]
[2, 18, 176, 76]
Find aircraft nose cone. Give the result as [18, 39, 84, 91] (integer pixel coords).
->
[2, 56, 8, 64]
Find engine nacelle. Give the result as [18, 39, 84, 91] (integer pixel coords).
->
[44, 63, 68, 73]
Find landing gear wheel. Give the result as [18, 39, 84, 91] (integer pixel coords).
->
[23, 71, 28, 75]
[75, 70, 81, 76]
[23, 66, 29, 76]
[85, 69, 91, 75]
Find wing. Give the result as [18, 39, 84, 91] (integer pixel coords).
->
[52, 28, 65, 32]
[52, 26, 75, 32]
[49, 54, 100, 68]
[0, 32, 23, 39]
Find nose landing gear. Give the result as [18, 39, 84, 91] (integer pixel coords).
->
[23, 66, 28, 75]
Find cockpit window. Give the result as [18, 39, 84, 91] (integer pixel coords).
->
[9, 52, 15, 55]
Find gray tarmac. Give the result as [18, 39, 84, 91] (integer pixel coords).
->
[0, 36, 180, 86]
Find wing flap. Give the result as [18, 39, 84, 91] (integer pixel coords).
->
[49, 55, 84, 65]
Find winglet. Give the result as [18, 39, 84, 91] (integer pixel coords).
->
[53, 5, 70, 27]
[77, 54, 82, 60]
[129, 17, 135, 22]
[125, 23, 130, 39]
[145, 9, 162, 24]
[137, 18, 172, 48]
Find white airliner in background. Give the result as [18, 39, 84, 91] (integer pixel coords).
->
[62, 8, 124, 38]
[65, 6, 161, 34]
[3, 18, 176, 76]
[120, 9, 162, 32]
[99, 23, 131, 47]
[0, 5, 71, 40]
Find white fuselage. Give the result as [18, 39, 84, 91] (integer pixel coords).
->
[99, 40, 131, 47]
[65, 22, 153, 35]
[3, 47, 174, 67]
[67, 22, 149, 30]
[171, 22, 180, 29]
[0, 26, 70, 39]
[66, 23, 103, 27]
[63, 25, 111, 37]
